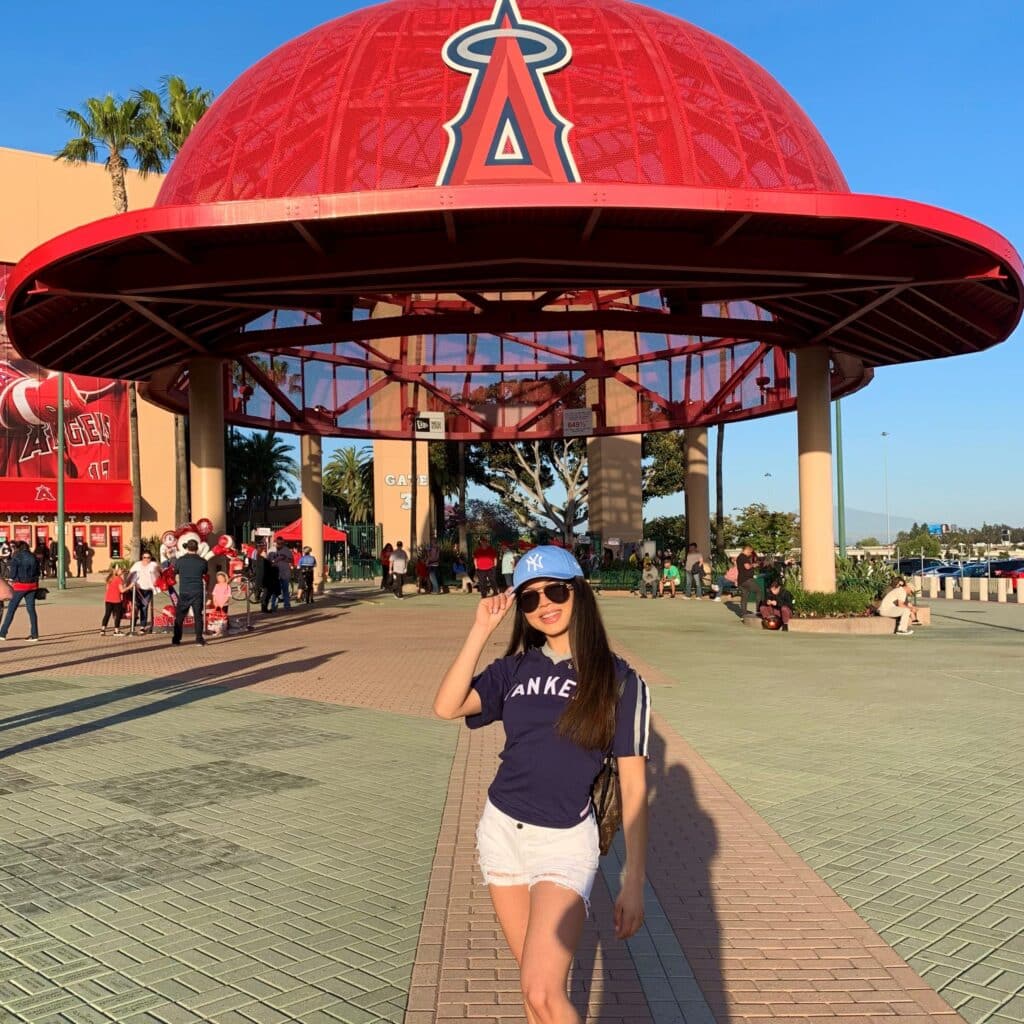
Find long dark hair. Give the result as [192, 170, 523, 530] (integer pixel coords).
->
[504, 577, 618, 750]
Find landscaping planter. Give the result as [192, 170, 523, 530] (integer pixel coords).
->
[743, 606, 931, 633]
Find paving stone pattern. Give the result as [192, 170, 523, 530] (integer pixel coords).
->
[0, 616, 456, 1024]
[624, 597, 1024, 1024]
[0, 583, 1017, 1022]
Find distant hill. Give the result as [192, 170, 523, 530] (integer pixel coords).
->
[837, 507, 917, 544]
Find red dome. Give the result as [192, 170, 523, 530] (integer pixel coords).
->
[158, 0, 847, 206]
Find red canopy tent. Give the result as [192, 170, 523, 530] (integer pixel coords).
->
[273, 519, 347, 543]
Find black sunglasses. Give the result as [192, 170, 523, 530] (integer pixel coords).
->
[518, 581, 572, 614]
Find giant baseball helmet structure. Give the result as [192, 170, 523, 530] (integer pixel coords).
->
[4, 0, 1020, 440]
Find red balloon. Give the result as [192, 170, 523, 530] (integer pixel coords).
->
[196, 518, 214, 538]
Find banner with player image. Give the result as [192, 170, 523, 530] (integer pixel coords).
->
[1, 264, 132, 513]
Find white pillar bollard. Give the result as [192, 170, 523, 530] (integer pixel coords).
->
[996, 578, 1007, 603]
[960, 578, 971, 601]
[979, 577, 989, 602]
[928, 575, 939, 599]
[944, 577, 955, 601]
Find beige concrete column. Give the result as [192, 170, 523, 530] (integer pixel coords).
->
[961, 579, 972, 601]
[586, 435, 643, 549]
[373, 440, 430, 550]
[996, 578, 1007, 603]
[927, 575, 939, 600]
[300, 433, 324, 589]
[188, 358, 226, 532]
[684, 427, 711, 560]
[796, 347, 836, 593]
[585, 329, 643, 550]
[944, 576, 955, 600]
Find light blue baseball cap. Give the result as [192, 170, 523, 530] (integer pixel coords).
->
[512, 545, 584, 590]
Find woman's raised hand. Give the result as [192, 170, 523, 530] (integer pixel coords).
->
[473, 587, 516, 634]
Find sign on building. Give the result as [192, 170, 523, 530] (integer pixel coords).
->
[414, 412, 445, 440]
[562, 408, 594, 437]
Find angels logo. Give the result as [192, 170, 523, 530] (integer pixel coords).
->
[438, 0, 581, 186]
[34, 485, 55, 502]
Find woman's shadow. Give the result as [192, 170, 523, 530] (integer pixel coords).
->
[571, 722, 729, 1022]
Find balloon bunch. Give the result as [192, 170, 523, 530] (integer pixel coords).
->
[157, 518, 237, 564]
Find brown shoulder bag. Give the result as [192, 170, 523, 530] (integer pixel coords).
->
[591, 755, 621, 856]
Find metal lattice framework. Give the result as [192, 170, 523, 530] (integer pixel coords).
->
[4, 0, 1020, 436]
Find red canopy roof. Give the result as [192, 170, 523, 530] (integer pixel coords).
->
[274, 519, 347, 543]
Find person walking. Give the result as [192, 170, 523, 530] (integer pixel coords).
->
[472, 536, 499, 597]
[737, 544, 761, 616]
[0, 541, 41, 642]
[433, 546, 649, 1024]
[379, 543, 393, 591]
[427, 542, 441, 595]
[171, 540, 208, 646]
[101, 567, 128, 635]
[683, 542, 705, 599]
[500, 544, 516, 589]
[269, 540, 293, 611]
[389, 541, 409, 598]
[128, 550, 161, 632]
[298, 546, 317, 604]
[254, 544, 278, 614]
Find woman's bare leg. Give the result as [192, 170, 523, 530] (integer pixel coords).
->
[520, 882, 585, 1024]
[489, 884, 540, 1023]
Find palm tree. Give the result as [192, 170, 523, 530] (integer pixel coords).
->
[324, 446, 374, 523]
[136, 78, 214, 526]
[57, 95, 168, 560]
[57, 82, 213, 551]
[244, 432, 299, 526]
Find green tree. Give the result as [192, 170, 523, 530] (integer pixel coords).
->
[641, 431, 686, 503]
[894, 524, 941, 558]
[857, 536, 880, 547]
[324, 446, 374, 523]
[643, 515, 687, 554]
[733, 502, 798, 558]
[463, 499, 522, 545]
[226, 430, 298, 531]
[468, 440, 587, 543]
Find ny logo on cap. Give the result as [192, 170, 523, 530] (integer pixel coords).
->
[524, 551, 544, 572]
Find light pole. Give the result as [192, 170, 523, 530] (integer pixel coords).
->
[835, 400, 846, 559]
[881, 431, 891, 548]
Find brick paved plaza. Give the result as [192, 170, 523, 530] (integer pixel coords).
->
[0, 583, 1020, 1024]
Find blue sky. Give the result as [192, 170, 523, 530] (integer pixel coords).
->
[2, 0, 1021, 527]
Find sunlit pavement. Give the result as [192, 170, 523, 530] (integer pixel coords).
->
[0, 583, 1019, 1023]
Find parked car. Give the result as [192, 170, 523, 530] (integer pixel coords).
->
[893, 558, 946, 576]
[989, 558, 1024, 580]
[929, 562, 990, 580]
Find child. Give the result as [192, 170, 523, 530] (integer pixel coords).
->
[433, 546, 650, 1022]
[102, 567, 128, 635]
[212, 571, 232, 632]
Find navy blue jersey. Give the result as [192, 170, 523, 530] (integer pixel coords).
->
[467, 647, 650, 828]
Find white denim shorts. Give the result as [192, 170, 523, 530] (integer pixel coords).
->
[476, 799, 600, 912]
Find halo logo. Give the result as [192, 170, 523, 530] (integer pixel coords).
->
[438, 0, 580, 186]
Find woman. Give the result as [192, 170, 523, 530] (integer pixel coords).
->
[0, 541, 41, 642]
[101, 567, 129, 635]
[434, 546, 649, 1024]
[379, 542, 393, 591]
